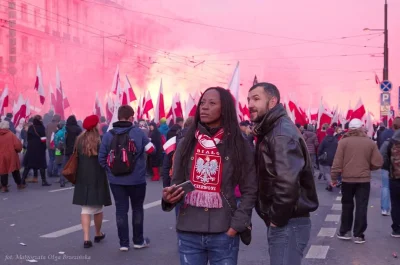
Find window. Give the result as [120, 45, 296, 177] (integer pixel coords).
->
[34, 8, 40, 27]
[21, 4, 27, 21]
[21, 36, 28, 52]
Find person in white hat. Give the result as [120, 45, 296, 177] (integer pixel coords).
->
[331, 118, 383, 244]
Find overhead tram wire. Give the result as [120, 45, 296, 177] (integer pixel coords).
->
[81, 0, 384, 49]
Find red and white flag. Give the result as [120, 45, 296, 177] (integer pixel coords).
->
[154, 79, 166, 123]
[94, 92, 102, 118]
[142, 91, 154, 120]
[111, 65, 121, 95]
[227, 61, 240, 121]
[350, 98, 366, 120]
[317, 98, 333, 129]
[172, 93, 183, 119]
[163, 136, 176, 154]
[144, 142, 155, 154]
[375, 73, 381, 85]
[186, 92, 200, 118]
[0, 86, 9, 114]
[55, 68, 65, 119]
[34, 65, 45, 105]
[105, 95, 114, 123]
[13, 94, 28, 125]
[125, 75, 136, 103]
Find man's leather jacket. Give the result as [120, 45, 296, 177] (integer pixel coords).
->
[253, 104, 319, 227]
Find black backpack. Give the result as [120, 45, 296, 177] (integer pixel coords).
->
[107, 129, 137, 176]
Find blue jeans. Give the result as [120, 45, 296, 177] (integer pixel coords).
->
[47, 149, 56, 176]
[110, 183, 146, 247]
[267, 217, 311, 265]
[177, 231, 239, 265]
[381, 169, 391, 212]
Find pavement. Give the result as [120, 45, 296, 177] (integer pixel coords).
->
[0, 171, 399, 265]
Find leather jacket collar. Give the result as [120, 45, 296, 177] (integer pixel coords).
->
[253, 103, 287, 136]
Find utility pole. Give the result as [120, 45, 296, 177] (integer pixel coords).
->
[383, 0, 389, 80]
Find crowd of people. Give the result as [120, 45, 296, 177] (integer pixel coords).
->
[0, 82, 399, 265]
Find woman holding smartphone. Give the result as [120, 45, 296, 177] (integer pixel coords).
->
[162, 87, 258, 265]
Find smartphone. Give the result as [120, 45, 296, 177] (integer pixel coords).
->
[172, 180, 195, 195]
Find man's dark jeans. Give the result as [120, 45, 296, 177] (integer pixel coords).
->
[340, 182, 370, 238]
[110, 183, 146, 248]
[390, 179, 400, 233]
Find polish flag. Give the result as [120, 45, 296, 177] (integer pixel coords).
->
[94, 92, 102, 118]
[105, 95, 114, 123]
[166, 105, 173, 125]
[49, 84, 56, 111]
[345, 101, 353, 121]
[142, 91, 154, 119]
[187, 92, 200, 118]
[375, 73, 380, 85]
[388, 107, 394, 128]
[288, 100, 307, 125]
[365, 112, 374, 138]
[125, 75, 136, 103]
[154, 79, 165, 123]
[63, 91, 70, 109]
[331, 105, 339, 125]
[111, 65, 120, 95]
[172, 93, 183, 118]
[55, 68, 65, 119]
[350, 98, 366, 120]
[13, 95, 28, 125]
[227, 61, 240, 121]
[144, 142, 155, 154]
[34, 65, 45, 105]
[163, 136, 176, 154]
[136, 94, 143, 120]
[0, 86, 9, 114]
[317, 99, 333, 129]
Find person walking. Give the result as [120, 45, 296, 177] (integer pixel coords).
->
[318, 128, 338, 191]
[162, 87, 257, 265]
[332, 118, 383, 244]
[99, 105, 155, 251]
[247, 82, 319, 265]
[72, 115, 112, 248]
[379, 117, 400, 237]
[46, 114, 61, 177]
[0, 120, 25, 192]
[148, 122, 163, 181]
[21, 115, 51, 186]
[63, 115, 82, 186]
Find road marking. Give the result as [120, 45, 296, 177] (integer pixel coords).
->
[331, 204, 342, 211]
[325, 214, 340, 222]
[336, 196, 342, 201]
[40, 200, 161, 238]
[49, 187, 75, 193]
[305, 245, 330, 259]
[40, 220, 109, 238]
[144, 200, 161, 209]
[317, 228, 336, 237]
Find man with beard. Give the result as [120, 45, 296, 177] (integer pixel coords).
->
[247, 82, 319, 265]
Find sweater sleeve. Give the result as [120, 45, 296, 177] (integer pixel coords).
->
[331, 141, 344, 181]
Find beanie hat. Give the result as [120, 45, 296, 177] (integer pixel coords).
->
[326, 128, 334, 136]
[83, 115, 99, 131]
[160, 117, 167, 124]
[349, 118, 363, 130]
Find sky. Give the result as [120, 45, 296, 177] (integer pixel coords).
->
[3, 0, 399, 120]
[132, 0, 400, 118]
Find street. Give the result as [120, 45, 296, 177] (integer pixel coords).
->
[0, 171, 399, 265]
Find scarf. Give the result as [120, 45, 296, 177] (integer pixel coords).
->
[185, 128, 224, 208]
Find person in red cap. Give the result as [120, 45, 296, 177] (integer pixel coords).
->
[72, 114, 112, 249]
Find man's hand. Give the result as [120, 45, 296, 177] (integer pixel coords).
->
[331, 181, 338, 187]
[162, 185, 184, 204]
[269, 222, 277, 228]
[226, 228, 237, 237]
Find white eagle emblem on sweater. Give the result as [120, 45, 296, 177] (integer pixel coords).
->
[195, 156, 219, 184]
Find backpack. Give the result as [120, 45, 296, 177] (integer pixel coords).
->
[388, 139, 400, 179]
[107, 129, 138, 176]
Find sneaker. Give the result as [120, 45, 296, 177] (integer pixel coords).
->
[381, 210, 390, 216]
[119, 247, 129, 252]
[354, 237, 366, 244]
[391, 231, 400, 238]
[133, 238, 150, 249]
[337, 232, 351, 240]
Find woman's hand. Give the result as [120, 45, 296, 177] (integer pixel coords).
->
[162, 185, 185, 204]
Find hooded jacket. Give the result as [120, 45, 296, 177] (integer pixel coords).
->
[303, 130, 319, 154]
[65, 116, 82, 156]
[0, 129, 22, 174]
[99, 121, 155, 185]
[331, 129, 383, 183]
[159, 123, 169, 138]
[253, 104, 319, 227]
[317, 135, 338, 167]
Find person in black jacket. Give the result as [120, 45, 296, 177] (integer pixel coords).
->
[248, 82, 319, 265]
[63, 115, 82, 186]
[317, 128, 338, 191]
[148, 122, 163, 181]
[21, 115, 51, 186]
